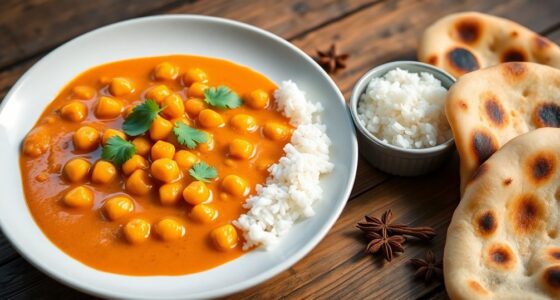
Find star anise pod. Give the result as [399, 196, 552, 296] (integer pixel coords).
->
[364, 231, 405, 262]
[314, 44, 349, 75]
[357, 209, 436, 241]
[409, 250, 443, 283]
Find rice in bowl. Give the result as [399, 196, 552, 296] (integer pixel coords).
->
[357, 68, 451, 149]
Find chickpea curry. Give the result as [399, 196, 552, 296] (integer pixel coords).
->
[19, 55, 293, 275]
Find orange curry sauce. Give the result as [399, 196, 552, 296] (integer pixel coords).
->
[19, 55, 292, 275]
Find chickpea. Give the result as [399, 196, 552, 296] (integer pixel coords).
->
[132, 136, 152, 157]
[61, 101, 88, 122]
[155, 218, 185, 241]
[154, 62, 179, 80]
[72, 86, 96, 99]
[159, 182, 184, 205]
[123, 218, 151, 244]
[174, 150, 199, 170]
[126, 169, 153, 195]
[63, 185, 94, 208]
[188, 82, 208, 98]
[63, 158, 91, 182]
[210, 224, 238, 251]
[146, 84, 172, 104]
[95, 96, 123, 119]
[190, 204, 218, 224]
[183, 181, 211, 205]
[263, 122, 290, 141]
[221, 174, 248, 197]
[103, 196, 134, 221]
[230, 114, 257, 132]
[151, 140, 176, 161]
[245, 89, 269, 109]
[91, 160, 117, 184]
[122, 154, 149, 176]
[198, 109, 224, 128]
[228, 138, 254, 159]
[183, 67, 208, 86]
[151, 158, 181, 183]
[23, 127, 50, 157]
[184, 98, 206, 117]
[73, 126, 100, 151]
[162, 93, 185, 119]
[109, 77, 134, 96]
[149, 116, 173, 141]
[102, 128, 127, 145]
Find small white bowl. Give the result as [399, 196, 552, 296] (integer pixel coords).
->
[349, 61, 456, 176]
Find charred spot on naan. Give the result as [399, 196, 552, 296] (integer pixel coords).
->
[457, 100, 469, 111]
[501, 62, 527, 79]
[484, 97, 508, 127]
[547, 248, 560, 262]
[526, 151, 557, 184]
[471, 129, 498, 165]
[534, 103, 560, 128]
[447, 47, 480, 74]
[508, 194, 545, 234]
[485, 243, 516, 270]
[474, 210, 497, 237]
[535, 35, 552, 50]
[503, 178, 512, 186]
[428, 55, 438, 65]
[453, 17, 482, 44]
[501, 48, 528, 63]
[467, 280, 489, 296]
[542, 266, 560, 296]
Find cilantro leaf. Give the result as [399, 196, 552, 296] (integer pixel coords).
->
[123, 100, 162, 136]
[101, 136, 136, 166]
[204, 86, 242, 109]
[173, 122, 209, 149]
[189, 162, 218, 182]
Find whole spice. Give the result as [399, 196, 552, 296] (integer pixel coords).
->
[357, 209, 436, 240]
[364, 231, 405, 262]
[314, 44, 349, 75]
[356, 209, 436, 262]
[409, 250, 443, 283]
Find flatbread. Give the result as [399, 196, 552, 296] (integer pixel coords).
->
[445, 62, 560, 194]
[418, 12, 560, 78]
[444, 128, 560, 300]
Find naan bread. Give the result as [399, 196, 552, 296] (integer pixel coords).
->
[445, 62, 560, 194]
[418, 12, 560, 78]
[444, 128, 560, 300]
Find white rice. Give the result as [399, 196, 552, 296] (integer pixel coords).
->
[233, 81, 334, 250]
[357, 68, 451, 149]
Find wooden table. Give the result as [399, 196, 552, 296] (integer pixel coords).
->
[1, 0, 559, 298]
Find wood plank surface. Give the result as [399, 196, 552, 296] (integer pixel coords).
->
[0, 0, 559, 299]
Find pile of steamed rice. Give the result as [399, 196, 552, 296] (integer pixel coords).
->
[233, 81, 333, 250]
[357, 68, 451, 149]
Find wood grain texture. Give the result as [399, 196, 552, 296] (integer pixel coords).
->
[1, 0, 560, 299]
[0, 0, 187, 69]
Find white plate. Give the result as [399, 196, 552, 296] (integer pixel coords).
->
[0, 15, 357, 299]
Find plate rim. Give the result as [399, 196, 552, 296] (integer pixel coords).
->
[0, 14, 358, 299]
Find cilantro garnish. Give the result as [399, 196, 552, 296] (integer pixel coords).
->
[101, 136, 136, 166]
[173, 122, 209, 149]
[203, 86, 242, 109]
[123, 100, 163, 136]
[189, 162, 218, 182]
